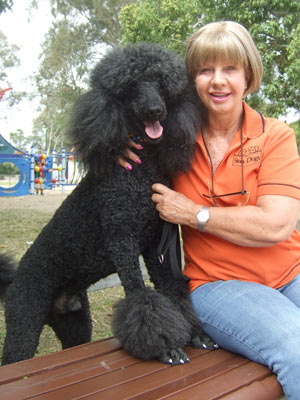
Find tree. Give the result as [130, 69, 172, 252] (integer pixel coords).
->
[0, 0, 13, 14]
[290, 120, 300, 152]
[0, 31, 20, 87]
[32, 0, 133, 151]
[120, 0, 300, 118]
[121, 0, 204, 54]
[49, 0, 132, 46]
[0, 31, 26, 110]
[32, 19, 91, 151]
[9, 129, 32, 152]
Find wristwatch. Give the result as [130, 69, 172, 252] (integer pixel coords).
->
[196, 206, 210, 232]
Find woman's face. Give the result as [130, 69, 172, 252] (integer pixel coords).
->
[195, 60, 248, 119]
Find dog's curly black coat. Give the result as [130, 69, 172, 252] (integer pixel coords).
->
[0, 43, 214, 366]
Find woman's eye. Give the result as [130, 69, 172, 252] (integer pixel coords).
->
[199, 68, 211, 73]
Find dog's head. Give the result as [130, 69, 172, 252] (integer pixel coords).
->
[67, 43, 202, 177]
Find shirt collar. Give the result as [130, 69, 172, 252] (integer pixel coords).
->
[242, 102, 265, 139]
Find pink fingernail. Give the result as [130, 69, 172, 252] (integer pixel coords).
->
[136, 158, 142, 164]
[126, 164, 132, 170]
[137, 144, 143, 150]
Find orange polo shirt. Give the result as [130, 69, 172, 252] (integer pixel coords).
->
[173, 102, 300, 292]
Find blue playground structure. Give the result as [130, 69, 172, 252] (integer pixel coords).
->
[0, 134, 83, 197]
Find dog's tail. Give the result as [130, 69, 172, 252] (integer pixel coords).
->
[0, 254, 17, 302]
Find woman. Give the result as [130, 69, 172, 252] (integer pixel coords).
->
[120, 21, 300, 398]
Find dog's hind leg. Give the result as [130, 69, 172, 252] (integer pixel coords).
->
[2, 279, 56, 365]
[47, 290, 92, 349]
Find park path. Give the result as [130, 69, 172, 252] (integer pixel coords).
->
[0, 187, 74, 212]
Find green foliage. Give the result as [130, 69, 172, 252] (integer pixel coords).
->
[9, 128, 51, 154]
[9, 129, 33, 152]
[0, 161, 19, 175]
[0, 31, 20, 82]
[49, 0, 131, 46]
[0, 0, 13, 14]
[121, 0, 203, 55]
[120, 0, 300, 118]
[33, 19, 90, 151]
[0, 31, 27, 108]
[32, 0, 134, 150]
[290, 120, 300, 150]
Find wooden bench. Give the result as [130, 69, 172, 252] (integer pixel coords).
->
[0, 337, 283, 399]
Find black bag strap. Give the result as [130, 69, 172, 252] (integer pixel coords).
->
[157, 221, 188, 280]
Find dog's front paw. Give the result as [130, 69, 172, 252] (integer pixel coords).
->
[159, 347, 190, 365]
[191, 334, 219, 350]
[112, 288, 192, 361]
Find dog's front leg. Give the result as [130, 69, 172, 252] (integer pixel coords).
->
[107, 237, 190, 364]
[107, 237, 146, 296]
[143, 246, 217, 352]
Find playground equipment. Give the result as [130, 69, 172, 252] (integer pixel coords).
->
[0, 134, 30, 196]
[0, 134, 84, 197]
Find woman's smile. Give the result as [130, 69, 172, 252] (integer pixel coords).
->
[209, 92, 231, 103]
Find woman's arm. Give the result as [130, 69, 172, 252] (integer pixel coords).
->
[151, 183, 300, 247]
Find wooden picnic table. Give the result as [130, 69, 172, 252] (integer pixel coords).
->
[0, 337, 283, 399]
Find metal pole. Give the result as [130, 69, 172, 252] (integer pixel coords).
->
[29, 145, 35, 195]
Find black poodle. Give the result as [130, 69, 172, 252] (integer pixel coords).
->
[0, 43, 214, 366]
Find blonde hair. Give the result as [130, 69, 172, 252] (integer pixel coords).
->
[185, 21, 263, 95]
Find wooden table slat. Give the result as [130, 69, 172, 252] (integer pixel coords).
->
[0, 338, 121, 385]
[221, 375, 283, 400]
[161, 362, 277, 400]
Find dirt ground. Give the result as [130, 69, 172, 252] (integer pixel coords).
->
[0, 186, 75, 212]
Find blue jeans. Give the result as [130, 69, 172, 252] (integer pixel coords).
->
[190, 276, 300, 399]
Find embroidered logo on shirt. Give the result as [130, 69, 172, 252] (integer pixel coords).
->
[232, 146, 262, 167]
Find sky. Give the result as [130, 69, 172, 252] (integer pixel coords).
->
[0, 0, 52, 142]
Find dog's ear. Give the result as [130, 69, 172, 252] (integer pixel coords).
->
[67, 89, 130, 176]
[158, 84, 204, 177]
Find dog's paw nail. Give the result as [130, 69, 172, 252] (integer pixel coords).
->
[168, 358, 173, 364]
[202, 343, 207, 349]
[179, 359, 184, 364]
[214, 344, 219, 349]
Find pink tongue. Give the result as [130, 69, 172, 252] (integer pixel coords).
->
[144, 121, 163, 139]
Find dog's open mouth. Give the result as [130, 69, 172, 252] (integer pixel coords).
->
[144, 121, 163, 140]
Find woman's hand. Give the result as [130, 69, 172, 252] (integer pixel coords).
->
[116, 140, 143, 170]
[151, 183, 200, 228]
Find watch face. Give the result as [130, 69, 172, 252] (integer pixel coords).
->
[198, 209, 209, 222]
[199, 212, 206, 222]
[197, 207, 209, 231]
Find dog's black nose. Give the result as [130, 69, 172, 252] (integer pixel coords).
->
[150, 106, 164, 118]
